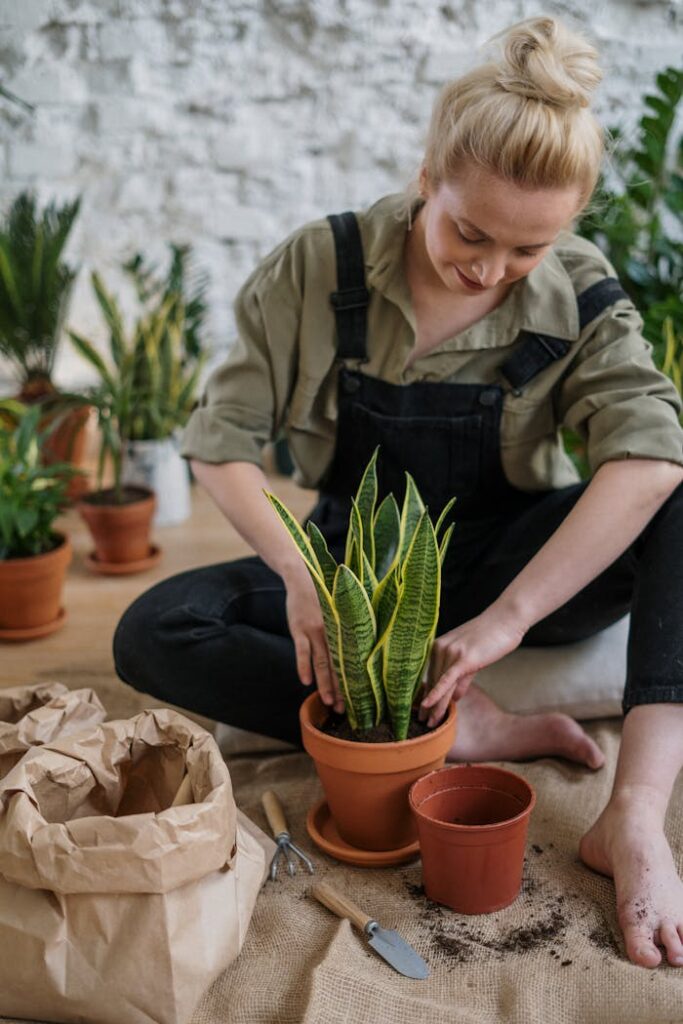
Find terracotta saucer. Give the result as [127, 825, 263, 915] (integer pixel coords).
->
[0, 607, 67, 642]
[306, 797, 421, 868]
[85, 544, 162, 576]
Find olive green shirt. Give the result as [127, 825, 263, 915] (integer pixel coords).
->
[181, 193, 683, 491]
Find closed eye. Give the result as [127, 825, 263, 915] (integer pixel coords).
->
[455, 224, 543, 258]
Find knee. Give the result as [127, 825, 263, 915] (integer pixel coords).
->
[113, 592, 158, 693]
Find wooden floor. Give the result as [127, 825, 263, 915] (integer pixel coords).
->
[1, 469, 317, 727]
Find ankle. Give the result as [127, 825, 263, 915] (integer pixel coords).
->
[606, 784, 669, 824]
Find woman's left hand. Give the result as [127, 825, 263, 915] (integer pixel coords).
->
[420, 608, 527, 727]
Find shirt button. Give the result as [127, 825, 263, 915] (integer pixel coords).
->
[343, 376, 361, 394]
[478, 389, 499, 406]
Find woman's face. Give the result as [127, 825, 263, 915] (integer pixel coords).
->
[417, 163, 583, 297]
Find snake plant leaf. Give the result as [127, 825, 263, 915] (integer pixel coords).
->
[264, 491, 321, 577]
[308, 570, 351, 724]
[306, 520, 338, 592]
[367, 639, 388, 726]
[373, 493, 400, 581]
[397, 473, 426, 567]
[434, 496, 457, 540]
[383, 511, 440, 740]
[372, 563, 400, 641]
[361, 550, 378, 604]
[344, 499, 364, 583]
[439, 522, 455, 566]
[333, 564, 379, 731]
[354, 445, 379, 569]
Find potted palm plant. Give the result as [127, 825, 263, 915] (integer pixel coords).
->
[0, 191, 88, 497]
[69, 274, 160, 574]
[119, 244, 208, 525]
[266, 449, 458, 866]
[0, 400, 76, 640]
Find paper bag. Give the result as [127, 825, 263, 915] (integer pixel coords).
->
[0, 681, 106, 779]
[0, 708, 274, 1024]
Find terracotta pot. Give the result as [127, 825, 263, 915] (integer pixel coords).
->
[299, 692, 457, 852]
[409, 764, 536, 914]
[41, 405, 91, 500]
[78, 486, 156, 567]
[0, 534, 71, 637]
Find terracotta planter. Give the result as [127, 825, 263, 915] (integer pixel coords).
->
[41, 405, 91, 500]
[78, 486, 158, 572]
[409, 764, 536, 914]
[300, 691, 457, 855]
[0, 534, 71, 640]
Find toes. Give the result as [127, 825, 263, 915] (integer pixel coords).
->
[546, 715, 604, 770]
[660, 921, 683, 966]
[623, 926, 662, 968]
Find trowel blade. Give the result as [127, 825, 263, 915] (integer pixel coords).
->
[367, 924, 430, 979]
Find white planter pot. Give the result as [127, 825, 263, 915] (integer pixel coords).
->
[122, 437, 191, 526]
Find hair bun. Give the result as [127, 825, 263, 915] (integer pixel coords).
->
[488, 16, 602, 110]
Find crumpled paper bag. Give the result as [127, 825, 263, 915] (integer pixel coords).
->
[0, 707, 274, 1024]
[0, 681, 106, 779]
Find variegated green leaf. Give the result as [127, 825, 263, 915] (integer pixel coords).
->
[439, 522, 455, 566]
[333, 564, 379, 731]
[354, 445, 378, 569]
[306, 520, 337, 592]
[373, 493, 400, 581]
[383, 512, 440, 740]
[344, 499, 364, 582]
[361, 550, 378, 604]
[264, 491, 320, 576]
[434, 496, 457, 540]
[372, 564, 400, 641]
[367, 639, 387, 726]
[308, 571, 350, 724]
[397, 473, 425, 567]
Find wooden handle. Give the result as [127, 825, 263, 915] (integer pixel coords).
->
[171, 772, 194, 807]
[261, 790, 288, 837]
[310, 881, 373, 932]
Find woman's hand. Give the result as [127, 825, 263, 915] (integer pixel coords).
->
[284, 565, 345, 713]
[420, 608, 527, 727]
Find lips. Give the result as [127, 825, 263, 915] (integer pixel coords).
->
[454, 265, 485, 291]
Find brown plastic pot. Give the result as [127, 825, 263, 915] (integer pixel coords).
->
[78, 486, 156, 568]
[0, 533, 71, 639]
[299, 691, 457, 853]
[409, 764, 536, 914]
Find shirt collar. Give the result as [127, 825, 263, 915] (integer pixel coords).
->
[361, 193, 580, 345]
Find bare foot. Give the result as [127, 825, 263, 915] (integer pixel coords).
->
[447, 683, 604, 769]
[579, 788, 683, 968]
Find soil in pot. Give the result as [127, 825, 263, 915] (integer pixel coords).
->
[321, 709, 433, 743]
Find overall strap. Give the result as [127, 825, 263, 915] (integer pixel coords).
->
[500, 276, 630, 395]
[327, 211, 370, 361]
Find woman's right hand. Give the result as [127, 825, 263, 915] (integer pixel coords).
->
[284, 566, 345, 713]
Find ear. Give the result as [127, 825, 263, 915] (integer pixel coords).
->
[418, 165, 430, 197]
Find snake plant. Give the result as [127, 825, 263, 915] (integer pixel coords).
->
[266, 449, 456, 741]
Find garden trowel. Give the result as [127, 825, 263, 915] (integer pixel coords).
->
[311, 881, 429, 979]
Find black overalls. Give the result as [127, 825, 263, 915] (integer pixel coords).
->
[113, 212, 683, 744]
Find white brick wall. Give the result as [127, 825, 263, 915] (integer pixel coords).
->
[0, 0, 680, 389]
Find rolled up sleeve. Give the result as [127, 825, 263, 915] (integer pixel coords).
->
[557, 299, 683, 473]
[180, 246, 301, 466]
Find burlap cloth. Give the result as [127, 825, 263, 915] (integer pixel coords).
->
[3, 718, 682, 1024]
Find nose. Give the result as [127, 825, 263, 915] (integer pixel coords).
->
[471, 256, 507, 288]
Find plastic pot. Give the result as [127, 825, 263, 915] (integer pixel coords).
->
[409, 764, 536, 914]
[122, 437, 191, 527]
[299, 691, 457, 853]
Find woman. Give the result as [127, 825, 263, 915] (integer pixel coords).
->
[114, 17, 683, 968]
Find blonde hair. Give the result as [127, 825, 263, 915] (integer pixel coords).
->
[411, 17, 604, 213]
